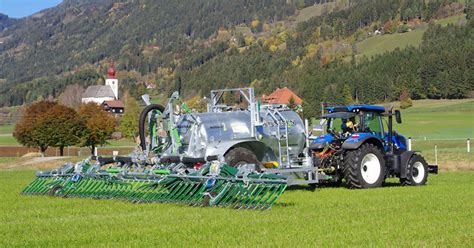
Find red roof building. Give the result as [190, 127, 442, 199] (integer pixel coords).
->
[102, 100, 124, 114]
[262, 87, 303, 105]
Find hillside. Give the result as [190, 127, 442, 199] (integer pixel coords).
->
[0, 0, 472, 111]
[356, 14, 467, 60]
[0, 0, 297, 83]
[0, 13, 17, 31]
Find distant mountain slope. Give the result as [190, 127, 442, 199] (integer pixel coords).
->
[0, 0, 472, 109]
[0, 13, 17, 31]
[0, 0, 298, 83]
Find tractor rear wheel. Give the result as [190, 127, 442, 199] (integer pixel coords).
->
[225, 147, 260, 171]
[401, 154, 428, 186]
[343, 143, 386, 189]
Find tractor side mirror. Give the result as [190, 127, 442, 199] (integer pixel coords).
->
[395, 110, 402, 124]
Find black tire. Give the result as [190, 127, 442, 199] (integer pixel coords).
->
[49, 184, 63, 196]
[224, 147, 260, 169]
[343, 143, 386, 189]
[139, 104, 166, 151]
[401, 154, 428, 186]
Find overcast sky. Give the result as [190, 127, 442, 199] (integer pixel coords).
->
[0, 0, 62, 18]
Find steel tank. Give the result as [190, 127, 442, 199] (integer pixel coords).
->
[174, 109, 306, 161]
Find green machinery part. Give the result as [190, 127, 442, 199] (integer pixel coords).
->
[22, 161, 287, 210]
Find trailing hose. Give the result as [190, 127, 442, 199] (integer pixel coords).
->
[139, 104, 166, 151]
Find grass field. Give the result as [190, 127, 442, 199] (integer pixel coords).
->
[294, 2, 337, 24]
[356, 14, 466, 59]
[386, 99, 473, 169]
[0, 170, 472, 246]
[0, 124, 14, 134]
[394, 99, 473, 140]
[356, 26, 426, 59]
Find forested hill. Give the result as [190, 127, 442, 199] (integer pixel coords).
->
[0, 0, 473, 116]
[0, 13, 17, 31]
[0, 0, 297, 83]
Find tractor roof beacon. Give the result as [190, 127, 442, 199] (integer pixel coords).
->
[311, 104, 438, 188]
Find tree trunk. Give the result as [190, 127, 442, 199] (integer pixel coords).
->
[60, 146, 64, 156]
[91, 144, 96, 156]
[40, 146, 47, 157]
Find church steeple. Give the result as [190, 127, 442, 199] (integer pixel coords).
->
[105, 61, 118, 99]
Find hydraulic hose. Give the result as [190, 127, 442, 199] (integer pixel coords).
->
[139, 104, 166, 151]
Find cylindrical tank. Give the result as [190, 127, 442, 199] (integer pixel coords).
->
[174, 109, 306, 160]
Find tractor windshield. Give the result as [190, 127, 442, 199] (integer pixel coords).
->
[323, 113, 361, 138]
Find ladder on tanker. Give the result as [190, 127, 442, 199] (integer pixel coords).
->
[265, 108, 291, 168]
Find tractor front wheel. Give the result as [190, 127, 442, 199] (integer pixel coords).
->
[343, 143, 386, 189]
[401, 154, 428, 186]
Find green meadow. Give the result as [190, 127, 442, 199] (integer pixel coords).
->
[0, 170, 472, 246]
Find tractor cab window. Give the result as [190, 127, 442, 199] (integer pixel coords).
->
[362, 112, 384, 138]
[327, 115, 360, 137]
[328, 118, 343, 133]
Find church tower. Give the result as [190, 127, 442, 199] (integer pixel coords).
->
[105, 62, 118, 99]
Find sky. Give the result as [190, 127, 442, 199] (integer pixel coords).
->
[0, 0, 62, 18]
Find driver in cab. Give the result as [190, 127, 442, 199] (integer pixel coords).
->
[341, 117, 358, 137]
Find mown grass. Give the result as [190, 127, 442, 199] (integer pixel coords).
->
[356, 14, 466, 59]
[294, 2, 337, 24]
[356, 26, 426, 59]
[0, 135, 19, 145]
[0, 124, 14, 134]
[0, 170, 472, 246]
[0, 157, 21, 164]
[394, 99, 473, 140]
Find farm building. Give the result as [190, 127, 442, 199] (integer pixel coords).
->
[262, 87, 302, 106]
[102, 100, 124, 114]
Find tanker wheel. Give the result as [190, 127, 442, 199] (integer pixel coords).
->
[343, 143, 386, 189]
[224, 147, 261, 172]
[400, 154, 428, 186]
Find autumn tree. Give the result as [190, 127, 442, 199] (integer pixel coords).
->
[15, 101, 83, 156]
[400, 88, 413, 109]
[13, 101, 56, 156]
[38, 104, 83, 156]
[119, 92, 140, 141]
[78, 103, 115, 155]
[186, 95, 207, 112]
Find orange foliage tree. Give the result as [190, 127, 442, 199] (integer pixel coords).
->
[78, 103, 115, 155]
[13, 101, 82, 156]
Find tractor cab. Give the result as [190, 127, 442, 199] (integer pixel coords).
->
[311, 105, 389, 151]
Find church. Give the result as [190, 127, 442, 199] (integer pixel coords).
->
[82, 64, 124, 114]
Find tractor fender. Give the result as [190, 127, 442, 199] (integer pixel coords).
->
[341, 135, 384, 150]
[399, 150, 417, 179]
[205, 140, 274, 162]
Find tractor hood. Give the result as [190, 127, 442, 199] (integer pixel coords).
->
[310, 134, 333, 150]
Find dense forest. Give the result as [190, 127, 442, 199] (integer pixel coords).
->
[0, 0, 472, 118]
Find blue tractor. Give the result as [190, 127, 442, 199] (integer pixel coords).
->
[310, 105, 438, 189]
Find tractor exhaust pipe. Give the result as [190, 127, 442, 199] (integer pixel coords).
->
[387, 108, 394, 154]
